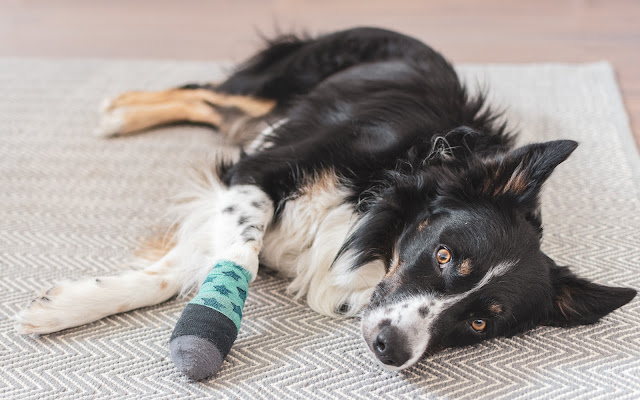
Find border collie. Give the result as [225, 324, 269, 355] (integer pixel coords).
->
[16, 27, 636, 371]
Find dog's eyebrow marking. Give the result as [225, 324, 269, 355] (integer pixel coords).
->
[490, 303, 503, 314]
[417, 217, 429, 231]
[458, 259, 472, 276]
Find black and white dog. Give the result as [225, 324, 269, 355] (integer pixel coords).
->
[17, 27, 636, 371]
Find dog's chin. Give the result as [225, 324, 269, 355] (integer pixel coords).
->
[365, 344, 424, 372]
[378, 355, 421, 372]
[377, 360, 406, 372]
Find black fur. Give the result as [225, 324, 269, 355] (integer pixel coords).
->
[210, 27, 635, 366]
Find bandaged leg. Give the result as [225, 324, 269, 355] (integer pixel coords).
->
[169, 185, 273, 380]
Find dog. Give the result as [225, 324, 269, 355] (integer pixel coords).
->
[16, 27, 636, 371]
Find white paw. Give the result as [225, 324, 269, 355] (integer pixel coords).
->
[99, 97, 114, 113]
[15, 283, 74, 334]
[94, 106, 126, 138]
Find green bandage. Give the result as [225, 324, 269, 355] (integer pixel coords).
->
[188, 260, 251, 330]
[170, 260, 252, 380]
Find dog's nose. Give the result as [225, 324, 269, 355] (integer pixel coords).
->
[372, 325, 411, 367]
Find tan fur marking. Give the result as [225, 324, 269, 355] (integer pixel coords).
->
[209, 92, 275, 117]
[108, 88, 219, 108]
[417, 217, 429, 231]
[483, 176, 493, 193]
[502, 171, 528, 195]
[48, 286, 63, 296]
[384, 253, 405, 292]
[556, 287, 580, 319]
[116, 304, 129, 313]
[483, 163, 501, 194]
[458, 259, 472, 276]
[483, 160, 522, 196]
[109, 89, 275, 118]
[143, 271, 159, 276]
[385, 250, 401, 278]
[116, 100, 222, 135]
[104, 88, 276, 138]
[489, 303, 503, 314]
[135, 230, 176, 262]
[297, 170, 341, 197]
[160, 280, 168, 290]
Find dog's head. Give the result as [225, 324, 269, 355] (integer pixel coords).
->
[355, 139, 636, 370]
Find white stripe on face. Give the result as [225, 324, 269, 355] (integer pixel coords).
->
[361, 260, 516, 371]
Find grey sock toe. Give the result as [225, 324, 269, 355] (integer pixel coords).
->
[170, 335, 224, 381]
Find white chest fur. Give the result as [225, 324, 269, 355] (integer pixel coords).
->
[260, 172, 385, 317]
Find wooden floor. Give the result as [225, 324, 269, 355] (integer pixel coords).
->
[2, 0, 639, 149]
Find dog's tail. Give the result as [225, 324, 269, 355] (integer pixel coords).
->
[132, 154, 239, 295]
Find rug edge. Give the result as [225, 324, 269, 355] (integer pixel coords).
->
[599, 62, 640, 195]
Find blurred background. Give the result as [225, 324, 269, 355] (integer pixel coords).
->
[1, 0, 638, 147]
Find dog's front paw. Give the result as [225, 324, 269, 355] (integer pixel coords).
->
[15, 283, 79, 334]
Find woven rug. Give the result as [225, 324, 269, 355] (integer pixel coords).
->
[0, 59, 639, 399]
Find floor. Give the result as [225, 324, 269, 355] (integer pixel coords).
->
[1, 0, 639, 148]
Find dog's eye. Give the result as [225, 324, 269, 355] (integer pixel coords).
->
[471, 319, 486, 332]
[436, 248, 451, 266]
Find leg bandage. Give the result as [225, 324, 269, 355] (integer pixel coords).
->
[169, 260, 251, 381]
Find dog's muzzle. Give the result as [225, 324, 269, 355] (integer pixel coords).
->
[369, 324, 411, 368]
[361, 297, 438, 371]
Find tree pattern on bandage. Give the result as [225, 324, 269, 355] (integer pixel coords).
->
[188, 260, 251, 331]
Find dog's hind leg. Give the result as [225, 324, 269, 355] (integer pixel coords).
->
[95, 98, 223, 138]
[96, 88, 276, 138]
[104, 88, 275, 117]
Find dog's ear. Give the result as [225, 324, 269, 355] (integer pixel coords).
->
[481, 140, 578, 210]
[545, 262, 637, 327]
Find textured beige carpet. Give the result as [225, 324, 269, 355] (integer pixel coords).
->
[0, 59, 639, 399]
